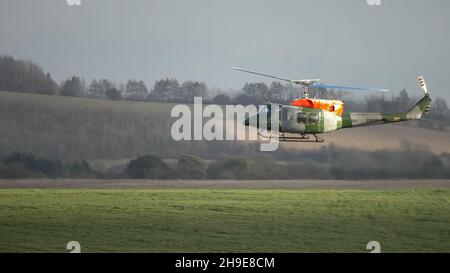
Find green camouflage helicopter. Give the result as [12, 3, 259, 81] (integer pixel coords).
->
[231, 67, 431, 142]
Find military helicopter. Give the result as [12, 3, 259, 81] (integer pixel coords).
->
[231, 66, 431, 142]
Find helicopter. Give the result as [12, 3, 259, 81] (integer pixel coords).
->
[231, 66, 431, 143]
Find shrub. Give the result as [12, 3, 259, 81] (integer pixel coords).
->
[207, 157, 251, 179]
[176, 155, 206, 179]
[3, 152, 63, 178]
[126, 154, 170, 179]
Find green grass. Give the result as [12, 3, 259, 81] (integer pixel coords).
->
[0, 189, 449, 253]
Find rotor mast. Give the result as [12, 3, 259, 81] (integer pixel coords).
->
[302, 85, 310, 99]
[291, 79, 322, 99]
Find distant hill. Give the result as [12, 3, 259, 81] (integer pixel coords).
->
[283, 124, 450, 155]
[1, 90, 450, 163]
[0, 91, 259, 161]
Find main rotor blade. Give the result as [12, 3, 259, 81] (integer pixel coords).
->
[310, 83, 389, 92]
[229, 66, 293, 83]
[230, 66, 389, 92]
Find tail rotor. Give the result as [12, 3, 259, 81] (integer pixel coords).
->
[418, 76, 429, 95]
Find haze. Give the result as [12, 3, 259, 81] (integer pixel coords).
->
[0, 0, 449, 100]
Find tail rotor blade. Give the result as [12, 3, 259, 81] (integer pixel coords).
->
[418, 76, 429, 95]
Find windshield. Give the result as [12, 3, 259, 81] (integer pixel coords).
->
[258, 104, 271, 114]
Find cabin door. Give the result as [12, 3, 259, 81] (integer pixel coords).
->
[280, 106, 305, 134]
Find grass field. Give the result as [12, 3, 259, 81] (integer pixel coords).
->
[0, 189, 449, 253]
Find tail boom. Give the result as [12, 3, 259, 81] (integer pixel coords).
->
[341, 76, 432, 129]
[341, 94, 431, 129]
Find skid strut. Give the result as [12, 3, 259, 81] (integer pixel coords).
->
[279, 133, 325, 143]
[313, 134, 325, 143]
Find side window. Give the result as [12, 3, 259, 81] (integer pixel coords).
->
[278, 106, 282, 121]
[297, 113, 307, 123]
[309, 113, 319, 125]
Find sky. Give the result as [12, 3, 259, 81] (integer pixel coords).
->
[0, 0, 449, 100]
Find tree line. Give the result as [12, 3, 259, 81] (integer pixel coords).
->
[0, 55, 209, 102]
[1, 148, 449, 179]
[1, 54, 449, 122]
[0, 55, 59, 95]
[0, 152, 94, 178]
[0, 55, 307, 105]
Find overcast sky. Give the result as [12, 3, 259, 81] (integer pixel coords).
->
[0, 0, 449, 100]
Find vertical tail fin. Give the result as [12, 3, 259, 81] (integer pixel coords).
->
[406, 76, 431, 120]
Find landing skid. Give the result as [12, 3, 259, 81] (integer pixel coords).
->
[259, 131, 325, 143]
[280, 133, 325, 143]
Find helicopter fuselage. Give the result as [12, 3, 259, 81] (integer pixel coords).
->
[247, 93, 431, 136]
[247, 104, 342, 135]
[279, 105, 341, 134]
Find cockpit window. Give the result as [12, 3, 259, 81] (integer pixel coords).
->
[259, 105, 268, 114]
[259, 104, 271, 114]
[259, 104, 272, 118]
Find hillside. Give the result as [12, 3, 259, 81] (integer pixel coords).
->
[284, 124, 450, 154]
[0, 91, 260, 161]
[1, 90, 450, 163]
